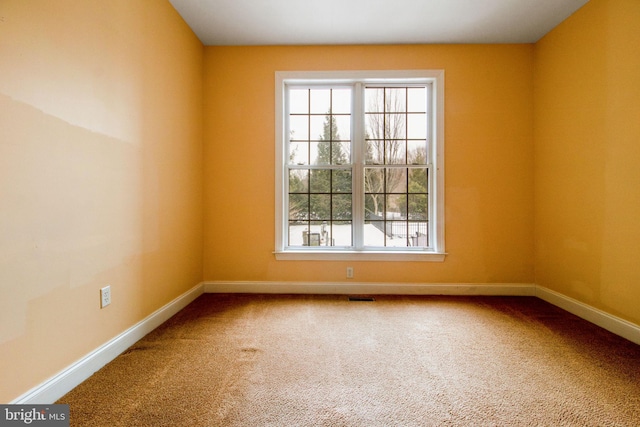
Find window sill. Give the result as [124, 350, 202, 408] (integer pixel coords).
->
[273, 250, 447, 262]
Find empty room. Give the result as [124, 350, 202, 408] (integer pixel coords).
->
[1, 0, 639, 425]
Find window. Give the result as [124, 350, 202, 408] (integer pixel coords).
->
[275, 71, 445, 261]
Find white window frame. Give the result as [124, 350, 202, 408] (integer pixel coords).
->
[275, 70, 445, 261]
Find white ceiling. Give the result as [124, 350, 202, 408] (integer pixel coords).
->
[168, 0, 589, 46]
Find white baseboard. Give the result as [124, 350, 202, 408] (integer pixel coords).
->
[204, 281, 537, 296]
[14, 280, 638, 404]
[12, 282, 205, 404]
[535, 286, 640, 345]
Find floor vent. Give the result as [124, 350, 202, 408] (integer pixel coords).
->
[348, 296, 375, 302]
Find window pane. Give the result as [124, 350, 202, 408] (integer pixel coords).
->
[289, 142, 308, 165]
[289, 194, 308, 220]
[364, 194, 382, 221]
[310, 141, 328, 165]
[310, 115, 325, 141]
[289, 115, 309, 141]
[385, 88, 406, 113]
[310, 89, 330, 114]
[332, 142, 350, 165]
[408, 194, 428, 220]
[386, 113, 405, 139]
[365, 88, 384, 113]
[364, 168, 384, 195]
[408, 224, 429, 247]
[409, 168, 428, 192]
[407, 113, 427, 139]
[305, 223, 324, 246]
[332, 194, 352, 220]
[289, 169, 308, 193]
[407, 141, 427, 164]
[386, 194, 404, 218]
[407, 87, 426, 112]
[387, 221, 410, 247]
[386, 168, 407, 193]
[289, 221, 308, 246]
[365, 140, 384, 164]
[332, 169, 351, 193]
[364, 220, 385, 246]
[332, 89, 351, 114]
[331, 221, 352, 246]
[310, 194, 330, 220]
[334, 115, 351, 141]
[310, 221, 331, 246]
[310, 169, 330, 193]
[386, 140, 406, 164]
[289, 89, 309, 114]
[365, 113, 384, 140]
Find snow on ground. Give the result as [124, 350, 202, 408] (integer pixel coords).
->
[288, 224, 423, 247]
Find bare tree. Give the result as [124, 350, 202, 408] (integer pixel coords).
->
[364, 88, 407, 217]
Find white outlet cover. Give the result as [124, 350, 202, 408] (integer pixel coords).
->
[100, 286, 111, 308]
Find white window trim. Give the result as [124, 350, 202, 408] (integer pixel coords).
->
[274, 70, 446, 262]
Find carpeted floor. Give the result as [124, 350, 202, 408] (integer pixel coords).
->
[58, 294, 640, 426]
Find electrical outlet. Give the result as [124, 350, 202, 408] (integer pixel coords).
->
[100, 286, 111, 308]
[346, 267, 354, 279]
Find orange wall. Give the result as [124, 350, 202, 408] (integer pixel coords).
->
[0, 0, 203, 402]
[8, 0, 636, 405]
[203, 45, 535, 284]
[534, 0, 640, 325]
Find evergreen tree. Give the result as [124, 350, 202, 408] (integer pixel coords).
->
[398, 148, 428, 219]
[310, 112, 351, 221]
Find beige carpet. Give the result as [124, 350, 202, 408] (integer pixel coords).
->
[58, 294, 640, 426]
